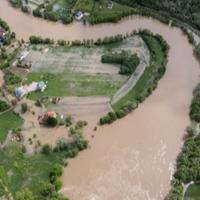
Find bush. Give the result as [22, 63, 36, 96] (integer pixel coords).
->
[50, 164, 63, 177]
[42, 144, 52, 155]
[21, 103, 28, 113]
[53, 177, 63, 191]
[46, 116, 58, 127]
[101, 51, 140, 75]
[0, 100, 10, 112]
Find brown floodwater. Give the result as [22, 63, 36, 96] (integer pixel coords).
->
[1, 1, 200, 199]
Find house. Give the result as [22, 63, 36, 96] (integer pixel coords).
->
[15, 81, 47, 99]
[39, 111, 57, 125]
[75, 11, 84, 20]
[107, 0, 114, 9]
[0, 31, 5, 42]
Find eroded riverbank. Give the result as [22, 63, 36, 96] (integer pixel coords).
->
[0, 1, 200, 199]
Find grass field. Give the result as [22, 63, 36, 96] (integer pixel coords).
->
[0, 111, 23, 143]
[0, 143, 64, 198]
[26, 37, 148, 100]
[112, 34, 165, 111]
[185, 184, 200, 200]
[26, 71, 126, 100]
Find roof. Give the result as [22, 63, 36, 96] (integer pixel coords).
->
[75, 11, 83, 17]
[46, 111, 57, 118]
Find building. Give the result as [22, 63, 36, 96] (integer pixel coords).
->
[15, 81, 47, 99]
[75, 11, 84, 20]
[0, 31, 5, 42]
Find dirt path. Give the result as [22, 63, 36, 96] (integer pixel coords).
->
[1, 1, 200, 200]
[49, 96, 112, 119]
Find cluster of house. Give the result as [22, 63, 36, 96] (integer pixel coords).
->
[15, 81, 47, 99]
[74, 1, 114, 20]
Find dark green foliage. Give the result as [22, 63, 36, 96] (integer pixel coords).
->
[114, 0, 200, 31]
[0, 18, 10, 31]
[42, 144, 52, 155]
[101, 50, 140, 75]
[21, 103, 28, 114]
[190, 84, 200, 122]
[94, 34, 124, 45]
[29, 36, 54, 45]
[89, 9, 135, 24]
[0, 100, 10, 112]
[46, 117, 58, 127]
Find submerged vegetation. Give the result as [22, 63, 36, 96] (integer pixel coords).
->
[0, 119, 88, 199]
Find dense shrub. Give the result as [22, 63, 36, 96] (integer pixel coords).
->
[42, 144, 52, 155]
[190, 84, 200, 122]
[29, 36, 54, 44]
[114, 0, 200, 31]
[0, 100, 10, 112]
[21, 103, 28, 114]
[101, 50, 140, 75]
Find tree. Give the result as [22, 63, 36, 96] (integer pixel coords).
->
[16, 189, 35, 200]
[21, 103, 28, 113]
[46, 116, 58, 127]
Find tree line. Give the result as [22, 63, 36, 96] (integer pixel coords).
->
[101, 50, 140, 75]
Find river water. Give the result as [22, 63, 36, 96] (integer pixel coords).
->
[0, 1, 200, 199]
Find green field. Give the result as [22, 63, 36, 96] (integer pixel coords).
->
[0, 111, 23, 143]
[27, 71, 125, 100]
[112, 33, 165, 111]
[185, 184, 200, 200]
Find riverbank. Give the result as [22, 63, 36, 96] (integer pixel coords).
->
[1, 2, 200, 199]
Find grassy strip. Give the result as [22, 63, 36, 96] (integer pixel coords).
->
[185, 184, 200, 200]
[0, 111, 23, 143]
[99, 30, 169, 125]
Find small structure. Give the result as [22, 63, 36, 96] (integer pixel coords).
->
[15, 81, 47, 99]
[39, 111, 57, 125]
[107, 0, 114, 9]
[0, 30, 5, 42]
[18, 50, 30, 62]
[75, 11, 84, 20]
[53, 4, 61, 12]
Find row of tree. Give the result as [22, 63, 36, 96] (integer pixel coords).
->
[114, 0, 200, 31]
[101, 50, 140, 75]
[166, 83, 200, 199]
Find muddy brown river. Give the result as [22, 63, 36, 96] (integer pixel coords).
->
[0, 1, 200, 199]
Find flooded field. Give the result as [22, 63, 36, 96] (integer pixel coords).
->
[0, 1, 200, 199]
